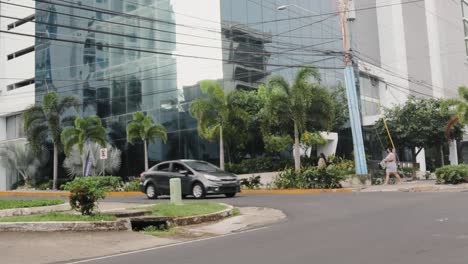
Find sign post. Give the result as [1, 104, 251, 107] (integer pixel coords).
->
[100, 148, 107, 176]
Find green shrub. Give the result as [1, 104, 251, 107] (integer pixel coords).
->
[399, 167, 416, 178]
[435, 164, 468, 184]
[61, 176, 122, 191]
[225, 157, 292, 174]
[62, 177, 110, 215]
[123, 179, 141, 192]
[273, 166, 350, 189]
[240, 175, 262, 189]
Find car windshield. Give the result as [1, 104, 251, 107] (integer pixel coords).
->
[185, 161, 222, 172]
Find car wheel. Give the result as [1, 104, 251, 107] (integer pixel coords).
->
[145, 183, 158, 200]
[192, 183, 206, 199]
[225, 192, 236, 198]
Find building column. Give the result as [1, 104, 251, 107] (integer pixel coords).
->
[416, 147, 426, 172]
[0, 116, 7, 191]
[449, 140, 458, 165]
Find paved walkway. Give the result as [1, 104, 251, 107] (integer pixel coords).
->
[360, 180, 468, 193]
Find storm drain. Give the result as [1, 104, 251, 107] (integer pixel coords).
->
[129, 217, 171, 231]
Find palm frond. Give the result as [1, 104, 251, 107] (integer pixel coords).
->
[147, 124, 167, 144]
[57, 96, 80, 114]
[267, 75, 290, 96]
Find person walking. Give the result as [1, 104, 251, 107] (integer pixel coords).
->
[383, 147, 402, 185]
[318, 153, 327, 169]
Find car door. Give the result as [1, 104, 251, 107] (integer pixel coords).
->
[170, 162, 193, 194]
[155, 162, 171, 194]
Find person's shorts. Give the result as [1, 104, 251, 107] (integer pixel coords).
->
[386, 164, 398, 173]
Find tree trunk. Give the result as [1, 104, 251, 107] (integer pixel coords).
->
[294, 122, 301, 172]
[81, 151, 86, 177]
[440, 145, 445, 167]
[220, 126, 225, 170]
[144, 140, 149, 171]
[53, 144, 58, 190]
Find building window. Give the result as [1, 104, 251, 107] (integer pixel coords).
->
[463, 0, 468, 57]
[6, 114, 24, 140]
[6, 78, 35, 91]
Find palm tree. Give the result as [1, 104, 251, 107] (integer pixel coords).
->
[264, 66, 334, 172]
[23, 92, 79, 190]
[127, 112, 167, 171]
[445, 86, 468, 139]
[61, 116, 107, 176]
[190, 80, 248, 170]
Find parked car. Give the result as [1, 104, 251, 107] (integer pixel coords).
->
[139, 160, 240, 199]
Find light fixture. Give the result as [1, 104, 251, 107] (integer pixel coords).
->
[276, 5, 288, 10]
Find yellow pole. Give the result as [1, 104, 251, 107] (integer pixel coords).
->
[378, 102, 396, 150]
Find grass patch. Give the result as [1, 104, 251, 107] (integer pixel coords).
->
[0, 212, 116, 222]
[0, 199, 64, 210]
[142, 225, 182, 237]
[146, 202, 227, 217]
[232, 208, 241, 216]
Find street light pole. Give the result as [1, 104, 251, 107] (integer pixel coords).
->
[338, 0, 368, 175]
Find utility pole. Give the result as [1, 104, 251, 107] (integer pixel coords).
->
[338, 0, 368, 175]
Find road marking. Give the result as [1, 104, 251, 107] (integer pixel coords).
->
[66, 226, 271, 264]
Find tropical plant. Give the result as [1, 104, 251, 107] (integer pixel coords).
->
[262, 66, 335, 172]
[435, 164, 468, 184]
[23, 92, 79, 189]
[190, 80, 248, 170]
[0, 142, 49, 187]
[61, 116, 107, 176]
[445, 86, 468, 139]
[63, 142, 121, 177]
[127, 112, 167, 171]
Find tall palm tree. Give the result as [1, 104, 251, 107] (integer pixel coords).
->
[127, 112, 167, 171]
[190, 80, 248, 170]
[23, 92, 79, 189]
[61, 116, 107, 176]
[445, 86, 468, 139]
[264, 66, 334, 172]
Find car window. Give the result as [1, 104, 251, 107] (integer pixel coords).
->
[185, 161, 222, 172]
[172, 163, 191, 174]
[156, 163, 170, 172]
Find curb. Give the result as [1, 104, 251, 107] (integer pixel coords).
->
[0, 203, 70, 218]
[0, 191, 144, 197]
[240, 188, 353, 194]
[0, 219, 130, 232]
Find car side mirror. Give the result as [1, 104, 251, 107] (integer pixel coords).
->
[179, 170, 189, 175]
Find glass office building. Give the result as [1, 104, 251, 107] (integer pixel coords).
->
[35, 0, 344, 177]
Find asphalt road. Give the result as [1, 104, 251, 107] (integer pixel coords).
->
[63, 192, 468, 264]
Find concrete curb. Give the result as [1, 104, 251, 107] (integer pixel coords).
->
[0, 203, 70, 218]
[171, 204, 233, 226]
[0, 191, 144, 197]
[0, 220, 130, 232]
[129, 204, 234, 229]
[0, 203, 233, 232]
[241, 189, 353, 194]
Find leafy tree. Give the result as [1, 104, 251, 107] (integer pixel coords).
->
[127, 112, 167, 171]
[0, 142, 49, 187]
[190, 80, 248, 170]
[23, 92, 79, 189]
[224, 89, 265, 162]
[330, 82, 349, 131]
[262, 66, 335, 172]
[61, 116, 107, 176]
[375, 97, 463, 164]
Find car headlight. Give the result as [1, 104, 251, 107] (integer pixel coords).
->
[205, 175, 221, 182]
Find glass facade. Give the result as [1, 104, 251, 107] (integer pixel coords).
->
[35, 0, 344, 177]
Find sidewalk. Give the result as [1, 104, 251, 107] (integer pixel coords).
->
[0, 206, 285, 264]
[359, 180, 468, 193]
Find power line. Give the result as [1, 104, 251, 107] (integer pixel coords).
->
[0, 29, 345, 69]
[243, 0, 426, 25]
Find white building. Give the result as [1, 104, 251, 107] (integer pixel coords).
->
[352, 0, 468, 170]
[0, 0, 36, 190]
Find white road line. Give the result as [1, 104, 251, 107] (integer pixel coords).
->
[67, 226, 271, 264]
